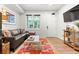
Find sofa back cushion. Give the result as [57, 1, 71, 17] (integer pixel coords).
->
[20, 29, 28, 34]
[11, 30, 20, 36]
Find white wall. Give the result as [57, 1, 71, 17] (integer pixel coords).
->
[1, 4, 78, 39]
[0, 5, 21, 30]
[55, 4, 78, 40]
[20, 5, 78, 38]
[20, 11, 57, 37]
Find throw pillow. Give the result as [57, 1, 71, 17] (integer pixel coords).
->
[3, 29, 12, 37]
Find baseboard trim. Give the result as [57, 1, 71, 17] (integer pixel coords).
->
[47, 37, 64, 41]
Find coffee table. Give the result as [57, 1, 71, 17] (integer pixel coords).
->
[26, 35, 40, 42]
[14, 35, 40, 54]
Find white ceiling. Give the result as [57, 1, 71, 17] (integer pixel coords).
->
[20, 4, 64, 11]
[4, 4, 24, 14]
[4, 4, 65, 14]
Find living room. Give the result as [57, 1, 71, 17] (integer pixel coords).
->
[0, 4, 79, 54]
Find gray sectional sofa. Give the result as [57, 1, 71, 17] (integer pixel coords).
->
[3, 29, 30, 52]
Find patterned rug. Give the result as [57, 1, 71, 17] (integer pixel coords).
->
[15, 38, 54, 54]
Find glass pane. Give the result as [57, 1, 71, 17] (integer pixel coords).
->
[27, 16, 33, 28]
[8, 15, 15, 23]
[33, 16, 40, 28]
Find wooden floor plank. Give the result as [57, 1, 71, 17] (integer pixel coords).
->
[47, 37, 79, 54]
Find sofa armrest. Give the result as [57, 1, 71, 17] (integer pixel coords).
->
[4, 37, 16, 43]
[2, 36, 15, 41]
[2, 37, 16, 49]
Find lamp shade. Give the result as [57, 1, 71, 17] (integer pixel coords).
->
[2, 15, 8, 21]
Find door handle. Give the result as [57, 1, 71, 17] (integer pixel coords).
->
[46, 26, 48, 30]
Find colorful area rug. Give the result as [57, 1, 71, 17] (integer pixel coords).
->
[15, 38, 54, 54]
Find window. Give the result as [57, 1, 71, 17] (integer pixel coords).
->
[27, 14, 40, 29]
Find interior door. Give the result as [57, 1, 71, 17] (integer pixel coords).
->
[40, 13, 57, 37]
[46, 14, 57, 37]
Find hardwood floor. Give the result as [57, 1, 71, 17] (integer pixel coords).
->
[47, 37, 79, 54]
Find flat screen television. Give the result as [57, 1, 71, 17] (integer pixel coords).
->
[71, 11, 79, 21]
[63, 5, 79, 22]
[63, 11, 73, 22]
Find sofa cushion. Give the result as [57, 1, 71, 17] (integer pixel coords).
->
[17, 29, 21, 34]
[20, 29, 26, 34]
[11, 30, 19, 36]
[15, 33, 27, 40]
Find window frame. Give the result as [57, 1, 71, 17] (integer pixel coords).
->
[26, 14, 40, 30]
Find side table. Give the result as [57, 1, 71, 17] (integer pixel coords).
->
[2, 42, 10, 54]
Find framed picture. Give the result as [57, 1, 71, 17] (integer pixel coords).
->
[3, 12, 15, 25]
[8, 15, 15, 23]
